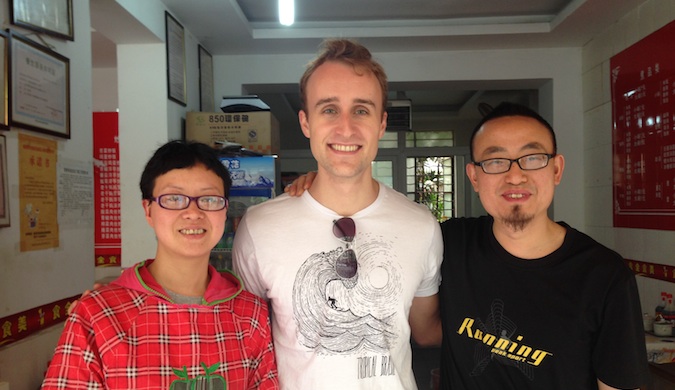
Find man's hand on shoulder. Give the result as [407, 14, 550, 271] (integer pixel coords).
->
[67, 283, 106, 315]
[284, 171, 317, 197]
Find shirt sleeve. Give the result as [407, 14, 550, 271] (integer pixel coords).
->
[232, 214, 268, 300]
[415, 220, 443, 298]
[247, 300, 279, 389]
[41, 303, 105, 389]
[593, 264, 649, 388]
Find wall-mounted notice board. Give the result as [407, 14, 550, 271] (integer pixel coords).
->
[611, 20, 675, 230]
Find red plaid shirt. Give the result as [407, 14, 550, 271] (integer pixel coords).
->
[42, 260, 278, 389]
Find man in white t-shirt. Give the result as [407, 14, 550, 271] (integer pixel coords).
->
[232, 39, 442, 389]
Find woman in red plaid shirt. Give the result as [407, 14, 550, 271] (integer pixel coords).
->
[42, 140, 278, 389]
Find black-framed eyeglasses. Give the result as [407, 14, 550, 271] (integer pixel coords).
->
[333, 217, 358, 279]
[151, 194, 228, 211]
[473, 153, 556, 174]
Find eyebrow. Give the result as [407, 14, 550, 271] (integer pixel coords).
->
[161, 184, 221, 193]
[314, 97, 338, 108]
[480, 142, 548, 157]
[314, 97, 377, 109]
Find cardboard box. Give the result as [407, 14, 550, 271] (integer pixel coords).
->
[185, 111, 280, 155]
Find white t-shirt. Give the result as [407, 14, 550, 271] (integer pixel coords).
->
[233, 183, 443, 389]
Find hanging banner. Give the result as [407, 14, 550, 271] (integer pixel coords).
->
[93, 112, 121, 267]
[19, 133, 59, 251]
[0, 295, 79, 349]
[626, 259, 675, 284]
[611, 20, 675, 230]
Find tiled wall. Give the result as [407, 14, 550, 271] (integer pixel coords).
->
[581, 0, 675, 315]
[637, 276, 675, 317]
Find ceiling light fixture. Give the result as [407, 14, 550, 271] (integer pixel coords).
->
[279, 0, 294, 26]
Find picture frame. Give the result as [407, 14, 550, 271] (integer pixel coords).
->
[10, 0, 74, 41]
[0, 134, 9, 227]
[8, 30, 70, 139]
[165, 12, 186, 106]
[198, 45, 214, 112]
[0, 31, 8, 130]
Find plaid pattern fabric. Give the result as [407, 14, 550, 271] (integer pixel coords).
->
[42, 267, 278, 389]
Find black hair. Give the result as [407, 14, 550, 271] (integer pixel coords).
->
[139, 140, 232, 200]
[469, 102, 557, 161]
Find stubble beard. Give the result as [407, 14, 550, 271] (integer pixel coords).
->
[500, 205, 534, 232]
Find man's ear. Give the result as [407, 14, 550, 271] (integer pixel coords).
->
[552, 154, 565, 186]
[466, 163, 480, 193]
[299, 110, 310, 139]
[378, 111, 388, 139]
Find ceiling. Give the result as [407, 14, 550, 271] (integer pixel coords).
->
[91, 0, 643, 134]
[156, 0, 643, 55]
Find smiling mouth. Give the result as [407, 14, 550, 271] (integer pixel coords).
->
[505, 193, 526, 199]
[330, 144, 359, 152]
[180, 228, 205, 235]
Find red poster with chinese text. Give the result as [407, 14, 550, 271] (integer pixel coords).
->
[93, 112, 121, 266]
[611, 20, 675, 230]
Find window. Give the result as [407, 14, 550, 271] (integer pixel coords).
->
[406, 130, 454, 148]
[375, 130, 457, 221]
[372, 160, 393, 188]
[406, 157, 454, 221]
[378, 131, 399, 149]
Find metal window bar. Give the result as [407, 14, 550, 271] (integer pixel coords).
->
[408, 156, 454, 222]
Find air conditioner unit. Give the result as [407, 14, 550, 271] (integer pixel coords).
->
[386, 99, 412, 131]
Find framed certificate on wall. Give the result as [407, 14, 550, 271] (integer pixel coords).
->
[10, 0, 74, 41]
[9, 31, 70, 138]
[0, 31, 8, 130]
[199, 45, 214, 112]
[0, 135, 9, 227]
[165, 11, 186, 106]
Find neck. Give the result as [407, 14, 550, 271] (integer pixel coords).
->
[492, 217, 566, 260]
[147, 256, 210, 297]
[308, 173, 380, 216]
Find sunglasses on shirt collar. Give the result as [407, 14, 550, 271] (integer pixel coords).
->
[333, 217, 358, 279]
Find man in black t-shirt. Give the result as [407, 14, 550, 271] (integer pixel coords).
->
[434, 102, 648, 390]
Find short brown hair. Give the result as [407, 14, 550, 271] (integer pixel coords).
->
[299, 39, 388, 115]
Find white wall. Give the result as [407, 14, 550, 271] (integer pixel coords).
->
[102, 0, 205, 268]
[118, 43, 169, 266]
[0, 1, 94, 388]
[92, 67, 118, 111]
[581, 0, 675, 317]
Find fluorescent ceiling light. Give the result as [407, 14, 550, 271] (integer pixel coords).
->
[279, 0, 294, 26]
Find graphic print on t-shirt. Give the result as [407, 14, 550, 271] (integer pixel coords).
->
[170, 362, 226, 389]
[457, 299, 553, 381]
[292, 232, 403, 355]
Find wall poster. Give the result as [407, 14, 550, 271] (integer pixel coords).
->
[57, 158, 93, 228]
[18, 133, 59, 251]
[611, 20, 675, 230]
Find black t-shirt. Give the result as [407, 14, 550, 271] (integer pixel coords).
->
[438, 216, 648, 390]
